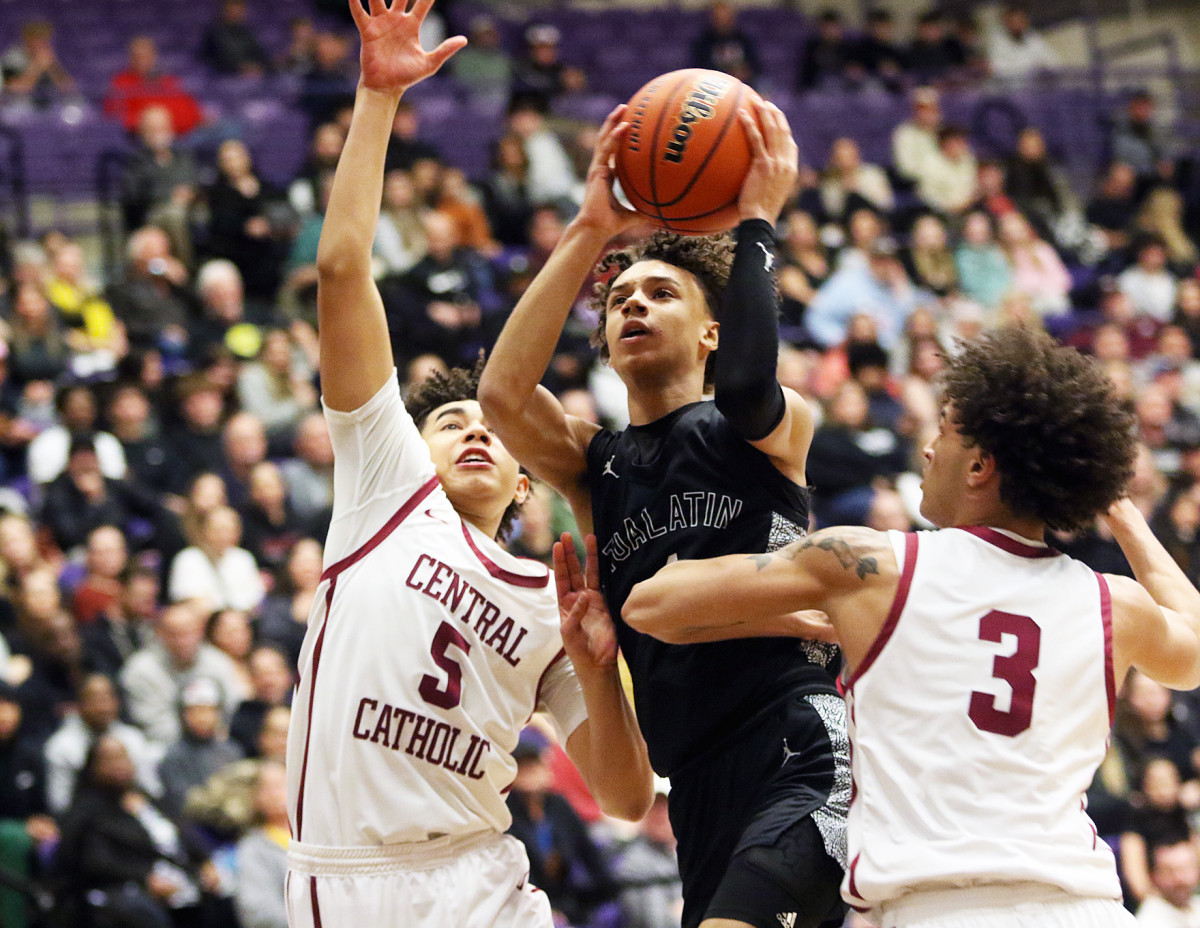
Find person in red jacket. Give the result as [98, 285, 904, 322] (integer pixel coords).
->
[105, 35, 203, 136]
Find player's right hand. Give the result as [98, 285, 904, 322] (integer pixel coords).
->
[573, 105, 643, 239]
[351, 0, 466, 97]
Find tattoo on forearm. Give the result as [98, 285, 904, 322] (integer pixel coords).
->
[748, 534, 880, 580]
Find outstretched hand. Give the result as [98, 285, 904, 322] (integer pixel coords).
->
[554, 533, 618, 674]
[737, 97, 799, 225]
[350, 0, 467, 96]
[573, 105, 644, 238]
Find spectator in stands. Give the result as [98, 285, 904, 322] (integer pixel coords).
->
[235, 328, 316, 453]
[954, 209, 1012, 311]
[382, 99, 442, 174]
[1174, 279, 1200, 354]
[121, 602, 242, 746]
[373, 169, 429, 277]
[55, 733, 226, 928]
[11, 573, 85, 745]
[202, 140, 292, 305]
[798, 9, 857, 92]
[891, 86, 942, 187]
[1119, 234, 1179, 323]
[205, 609, 254, 699]
[951, 13, 990, 82]
[120, 106, 198, 265]
[200, 0, 270, 78]
[480, 133, 535, 248]
[449, 15, 512, 102]
[1137, 838, 1200, 926]
[218, 411, 267, 511]
[690, 0, 762, 87]
[839, 205, 892, 271]
[0, 680, 54, 928]
[297, 31, 356, 128]
[505, 99, 580, 210]
[808, 242, 922, 350]
[278, 412, 332, 530]
[158, 675, 242, 816]
[1087, 161, 1141, 258]
[39, 436, 162, 554]
[806, 378, 910, 525]
[985, 1, 1059, 83]
[167, 506, 264, 614]
[1111, 90, 1174, 186]
[1005, 126, 1072, 243]
[27, 383, 126, 486]
[80, 562, 157, 679]
[276, 15, 317, 76]
[918, 124, 978, 216]
[1137, 187, 1198, 273]
[234, 759, 289, 928]
[506, 737, 619, 927]
[612, 780, 683, 928]
[0, 20, 75, 108]
[107, 383, 171, 496]
[71, 525, 128, 625]
[44, 672, 161, 817]
[45, 241, 124, 372]
[997, 211, 1072, 317]
[289, 122, 344, 220]
[854, 7, 906, 94]
[1120, 755, 1194, 908]
[905, 9, 962, 87]
[107, 226, 193, 357]
[6, 284, 68, 388]
[187, 260, 256, 367]
[238, 461, 303, 579]
[902, 213, 957, 297]
[256, 537, 321, 670]
[254, 704, 290, 765]
[778, 208, 831, 341]
[164, 378, 228, 495]
[511, 24, 586, 112]
[105, 35, 203, 136]
[228, 645, 292, 759]
[819, 137, 894, 224]
[434, 167, 500, 258]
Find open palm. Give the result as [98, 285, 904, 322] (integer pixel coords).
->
[350, 0, 466, 95]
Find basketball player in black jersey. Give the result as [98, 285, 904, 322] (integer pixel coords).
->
[480, 102, 848, 928]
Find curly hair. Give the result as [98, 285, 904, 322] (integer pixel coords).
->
[405, 357, 523, 541]
[589, 231, 736, 389]
[940, 326, 1137, 532]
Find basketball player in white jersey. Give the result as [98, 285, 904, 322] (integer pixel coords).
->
[624, 326, 1200, 928]
[285, 2, 652, 926]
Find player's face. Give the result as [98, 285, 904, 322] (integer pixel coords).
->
[420, 399, 528, 524]
[604, 260, 719, 383]
[919, 406, 974, 527]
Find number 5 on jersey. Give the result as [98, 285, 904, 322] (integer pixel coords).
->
[420, 622, 470, 710]
[968, 610, 1042, 737]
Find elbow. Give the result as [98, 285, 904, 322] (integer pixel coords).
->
[315, 242, 372, 281]
[598, 784, 654, 823]
[476, 373, 517, 423]
[623, 584, 681, 643]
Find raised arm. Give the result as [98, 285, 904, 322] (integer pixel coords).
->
[624, 525, 898, 670]
[555, 535, 653, 821]
[714, 100, 813, 484]
[478, 108, 641, 519]
[1104, 498, 1200, 689]
[316, 0, 464, 412]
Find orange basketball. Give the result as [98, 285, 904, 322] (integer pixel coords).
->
[615, 69, 759, 235]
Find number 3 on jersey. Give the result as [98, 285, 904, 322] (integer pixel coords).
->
[419, 622, 471, 710]
[968, 610, 1041, 737]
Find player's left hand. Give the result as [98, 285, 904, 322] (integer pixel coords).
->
[737, 97, 799, 226]
[350, 0, 466, 97]
[554, 533, 618, 673]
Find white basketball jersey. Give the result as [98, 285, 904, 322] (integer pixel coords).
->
[286, 374, 587, 847]
[843, 527, 1121, 916]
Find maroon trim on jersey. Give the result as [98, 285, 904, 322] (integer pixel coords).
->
[958, 526, 1060, 558]
[531, 648, 568, 720]
[845, 532, 918, 688]
[461, 522, 551, 588]
[1097, 572, 1115, 725]
[310, 876, 323, 928]
[846, 853, 864, 904]
[320, 476, 440, 583]
[294, 579, 335, 841]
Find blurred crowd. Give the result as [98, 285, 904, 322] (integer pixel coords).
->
[0, 0, 1199, 926]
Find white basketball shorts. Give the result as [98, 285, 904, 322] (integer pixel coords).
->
[877, 882, 1135, 928]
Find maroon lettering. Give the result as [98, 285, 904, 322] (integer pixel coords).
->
[457, 733, 481, 774]
[473, 601, 500, 638]
[406, 714, 435, 759]
[406, 554, 435, 589]
[441, 570, 467, 612]
[502, 626, 528, 667]
[424, 560, 452, 598]
[352, 698, 377, 740]
[370, 703, 393, 745]
[461, 587, 487, 623]
[391, 708, 416, 750]
[466, 739, 490, 780]
[440, 727, 462, 770]
[424, 721, 452, 765]
[485, 616, 514, 655]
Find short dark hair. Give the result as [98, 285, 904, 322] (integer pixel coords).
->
[404, 358, 523, 540]
[589, 231, 736, 390]
[940, 327, 1137, 532]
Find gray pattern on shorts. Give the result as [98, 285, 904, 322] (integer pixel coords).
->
[805, 692, 850, 868]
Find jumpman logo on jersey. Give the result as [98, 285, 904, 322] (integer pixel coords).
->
[757, 241, 775, 273]
[780, 738, 801, 767]
[776, 912, 797, 928]
[602, 456, 619, 479]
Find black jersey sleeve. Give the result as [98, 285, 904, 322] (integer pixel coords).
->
[713, 218, 786, 442]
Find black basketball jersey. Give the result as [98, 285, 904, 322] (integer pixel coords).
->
[586, 400, 839, 777]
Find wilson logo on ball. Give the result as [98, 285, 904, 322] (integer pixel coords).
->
[663, 77, 731, 164]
